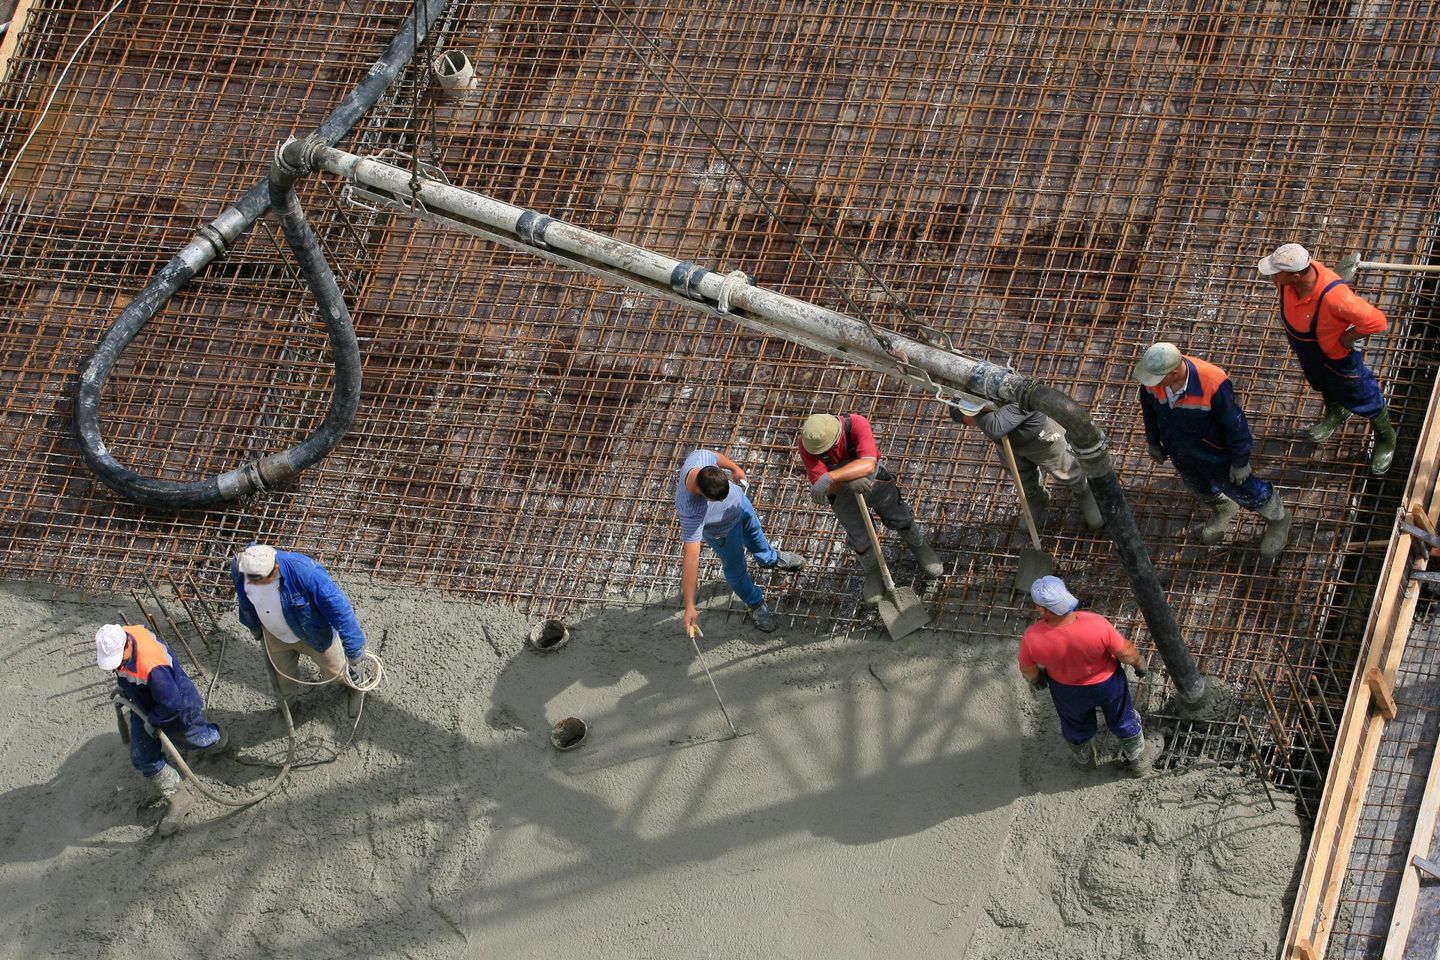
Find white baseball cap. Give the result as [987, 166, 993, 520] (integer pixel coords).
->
[1257, 243, 1312, 276]
[237, 544, 277, 577]
[96, 624, 128, 670]
[1031, 576, 1080, 616]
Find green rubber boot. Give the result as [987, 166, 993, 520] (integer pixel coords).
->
[1257, 494, 1293, 559]
[1370, 410, 1397, 476]
[1307, 403, 1350, 442]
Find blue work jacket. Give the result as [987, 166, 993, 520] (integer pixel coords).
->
[1139, 356, 1254, 470]
[231, 550, 366, 660]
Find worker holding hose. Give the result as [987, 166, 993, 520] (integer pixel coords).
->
[1259, 242, 1397, 475]
[230, 544, 369, 718]
[97, 623, 229, 836]
[947, 398, 1103, 529]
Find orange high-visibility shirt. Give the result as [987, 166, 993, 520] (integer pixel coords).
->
[1280, 260, 1387, 360]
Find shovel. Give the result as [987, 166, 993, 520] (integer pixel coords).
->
[855, 492, 929, 640]
[999, 434, 1056, 593]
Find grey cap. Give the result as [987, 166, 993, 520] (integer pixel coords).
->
[1133, 342, 1183, 387]
[1257, 242, 1311, 276]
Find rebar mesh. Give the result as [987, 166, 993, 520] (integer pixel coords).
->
[3, 0, 1440, 930]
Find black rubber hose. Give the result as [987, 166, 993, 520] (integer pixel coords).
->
[73, 0, 448, 508]
[1021, 381, 1207, 704]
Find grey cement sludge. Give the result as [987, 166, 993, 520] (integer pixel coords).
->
[0, 579, 1300, 958]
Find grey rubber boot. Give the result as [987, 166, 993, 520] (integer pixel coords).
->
[856, 548, 885, 606]
[1075, 484, 1103, 529]
[1257, 493, 1293, 559]
[897, 524, 944, 577]
[1121, 731, 1165, 776]
[1068, 739, 1095, 768]
[748, 603, 779, 633]
[1199, 496, 1240, 545]
[148, 765, 192, 837]
[1307, 402, 1350, 442]
[1021, 482, 1051, 515]
[1370, 410, 1397, 476]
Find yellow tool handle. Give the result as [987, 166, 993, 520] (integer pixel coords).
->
[999, 434, 1043, 551]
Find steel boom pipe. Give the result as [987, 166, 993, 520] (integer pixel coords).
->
[301, 137, 1206, 702]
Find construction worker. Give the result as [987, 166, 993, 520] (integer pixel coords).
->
[1134, 342, 1292, 558]
[97, 623, 229, 835]
[231, 544, 369, 716]
[948, 398, 1103, 529]
[798, 412, 943, 605]
[677, 449, 805, 633]
[1259, 242, 1397, 475]
[1018, 576, 1161, 773]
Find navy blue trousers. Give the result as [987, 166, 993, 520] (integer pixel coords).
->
[1047, 668, 1141, 745]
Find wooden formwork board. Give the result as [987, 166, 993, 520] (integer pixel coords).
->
[1284, 369, 1440, 960]
[0, 0, 38, 85]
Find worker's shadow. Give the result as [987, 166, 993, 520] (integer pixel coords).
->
[0, 734, 140, 865]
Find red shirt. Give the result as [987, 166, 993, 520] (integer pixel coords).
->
[1281, 260, 1387, 360]
[798, 413, 881, 483]
[1018, 611, 1126, 686]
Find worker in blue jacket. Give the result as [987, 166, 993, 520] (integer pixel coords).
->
[1134, 342, 1292, 558]
[97, 623, 228, 836]
[231, 544, 368, 716]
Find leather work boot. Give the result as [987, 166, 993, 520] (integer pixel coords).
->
[856, 548, 885, 606]
[1370, 410, 1398, 476]
[1307, 403, 1350, 442]
[1075, 484, 1103, 529]
[1257, 494, 1293, 559]
[748, 603, 779, 633]
[898, 525, 944, 577]
[1199, 497, 1240, 545]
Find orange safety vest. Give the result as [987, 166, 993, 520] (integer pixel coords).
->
[116, 625, 173, 685]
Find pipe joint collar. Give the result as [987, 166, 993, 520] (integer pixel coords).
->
[670, 261, 710, 301]
[515, 210, 554, 248]
[195, 223, 228, 260]
[273, 135, 327, 180]
[258, 454, 301, 491]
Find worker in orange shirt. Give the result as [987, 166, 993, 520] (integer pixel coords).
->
[1259, 242, 1397, 475]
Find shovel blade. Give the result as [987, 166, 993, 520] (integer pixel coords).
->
[1012, 548, 1056, 594]
[878, 586, 929, 640]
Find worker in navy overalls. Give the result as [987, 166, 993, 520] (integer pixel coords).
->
[1259, 242, 1397, 475]
[1134, 343, 1292, 558]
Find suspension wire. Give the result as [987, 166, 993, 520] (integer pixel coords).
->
[590, 0, 919, 355]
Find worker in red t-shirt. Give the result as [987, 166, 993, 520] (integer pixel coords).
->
[1259, 242, 1397, 475]
[1018, 576, 1163, 773]
[797, 412, 943, 606]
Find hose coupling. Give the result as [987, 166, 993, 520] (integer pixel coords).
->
[515, 210, 554, 248]
[670, 261, 710, 301]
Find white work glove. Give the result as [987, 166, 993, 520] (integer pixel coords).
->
[847, 474, 875, 497]
[810, 474, 834, 505]
[1229, 462, 1252, 484]
[1147, 442, 1167, 464]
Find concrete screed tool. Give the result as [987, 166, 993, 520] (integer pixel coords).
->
[999, 434, 1056, 592]
[855, 492, 929, 640]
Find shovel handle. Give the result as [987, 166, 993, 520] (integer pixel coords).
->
[855, 492, 898, 593]
[999, 435, 1044, 550]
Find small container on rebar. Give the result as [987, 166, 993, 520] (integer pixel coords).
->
[550, 717, 587, 751]
[527, 618, 569, 653]
[432, 50, 475, 98]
